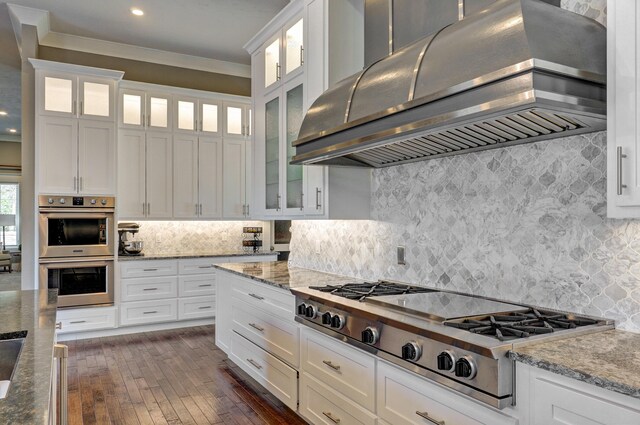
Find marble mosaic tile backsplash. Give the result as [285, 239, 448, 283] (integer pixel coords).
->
[131, 221, 265, 255]
[289, 1, 640, 330]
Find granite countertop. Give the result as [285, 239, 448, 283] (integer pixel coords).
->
[118, 251, 279, 261]
[510, 329, 640, 400]
[0, 290, 58, 424]
[214, 261, 359, 290]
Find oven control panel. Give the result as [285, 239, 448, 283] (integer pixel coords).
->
[39, 195, 116, 208]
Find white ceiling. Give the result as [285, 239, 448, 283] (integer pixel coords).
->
[0, 0, 290, 138]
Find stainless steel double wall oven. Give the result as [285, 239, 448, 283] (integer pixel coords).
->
[39, 195, 115, 308]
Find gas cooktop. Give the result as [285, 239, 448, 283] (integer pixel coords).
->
[291, 280, 614, 409]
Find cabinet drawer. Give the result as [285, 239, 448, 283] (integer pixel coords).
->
[178, 296, 215, 321]
[230, 331, 298, 411]
[57, 306, 117, 334]
[532, 371, 640, 425]
[121, 276, 178, 302]
[301, 327, 376, 411]
[178, 258, 218, 275]
[231, 276, 295, 320]
[232, 298, 299, 367]
[300, 372, 377, 425]
[120, 299, 177, 326]
[119, 260, 177, 278]
[377, 361, 517, 425]
[179, 275, 215, 297]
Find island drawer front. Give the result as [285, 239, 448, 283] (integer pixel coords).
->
[300, 372, 377, 425]
[120, 260, 178, 278]
[231, 277, 295, 321]
[121, 276, 178, 302]
[231, 297, 299, 368]
[178, 296, 215, 320]
[179, 275, 215, 297]
[57, 306, 117, 334]
[301, 327, 376, 411]
[120, 299, 177, 326]
[178, 258, 219, 275]
[230, 331, 298, 411]
[377, 361, 517, 425]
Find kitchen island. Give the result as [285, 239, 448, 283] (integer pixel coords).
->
[0, 290, 58, 425]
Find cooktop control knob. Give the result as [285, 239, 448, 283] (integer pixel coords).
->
[59, 198, 66, 204]
[361, 327, 379, 345]
[321, 312, 333, 325]
[297, 303, 307, 315]
[90, 199, 97, 205]
[454, 356, 477, 380]
[305, 305, 318, 319]
[437, 351, 456, 372]
[330, 314, 346, 330]
[401, 342, 422, 361]
[48, 198, 54, 204]
[101, 199, 107, 205]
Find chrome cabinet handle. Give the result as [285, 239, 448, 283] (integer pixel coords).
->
[322, 411, 340, 424]
[80, 100, 84, 116]
[79, 176, 83, 191]
[69, 320, 87, 324]
[248, 323, 264, 332]
[276, 194, 281, 211]
[143, 287, 158, 291]
[143, 268, 158, 272]
[147, 203, 151, 215]
[248, 293, 264, 300]
[199, 204, 203, 215]
[247, 358, 262, 369]
[242, 204, 246, 216]
[55, 322, 62, 330]
[198, 284, 212, 287]
[416, 411, 445, 425]
[300, 46, 304, 65]
[300, 192, 304, 211]
[246, 204, 250, 216]
[72, 100, 77, 116]
[322, 360, 340, 371]
[316, 188, 322, 210]
[143, 311, 158, 315]
[54, 344, 69, 425]
[143, 202, 146, 215]
[617, 146, 628, 195]
[147, 114, 151, 127]
[198, 265, 213, 269]
[198, 306, 212, 310]
[73, 176, 77, 191]
[196, 203, 199, 215]
[276, 63, 281, 80]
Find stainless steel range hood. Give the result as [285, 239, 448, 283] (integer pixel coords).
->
[291, 0, 606, 168]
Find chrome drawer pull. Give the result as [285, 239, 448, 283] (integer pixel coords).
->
[198, 265, 213, 269]
[247, 358, 262, 369]
[416, 411, 445, 425]
[322, 360, 341, 371]
[143, 268, 158, 272]
[143, 287, 158, 291]
[617, 146, 628, 195]
[69, 320, 87, 324]
[198, 284, 212, 287]
[55, 322, 62, 330]
[249, 323, 264, 332]
[248, 293, 264, 300]
[143, 311, 158, 315]
[322, 411, 340, 424]
[198, 306, 212, 310]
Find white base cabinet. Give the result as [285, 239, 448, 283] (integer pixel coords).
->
[120, 299, 178, 326]
[56, 306, 117, 334]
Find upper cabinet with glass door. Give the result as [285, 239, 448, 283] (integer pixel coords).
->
[39, 69, 117, 122]
[175, 96, 222, 136]
[223, 101, 251, 139]
[263, 15, 304, 93]
[119, 88, 172, 131]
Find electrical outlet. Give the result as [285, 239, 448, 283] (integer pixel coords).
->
[397, 246, 406, 265]
[155, 234, 162, 244]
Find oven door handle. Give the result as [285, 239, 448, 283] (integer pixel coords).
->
[39, 208, 115, 215]
[39, 257, 115, 265]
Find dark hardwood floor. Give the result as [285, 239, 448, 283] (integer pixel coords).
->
[65, 325, 307, 425]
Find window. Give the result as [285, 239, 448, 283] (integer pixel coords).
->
[0, 183, 19, 248]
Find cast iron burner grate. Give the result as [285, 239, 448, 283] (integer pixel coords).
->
[443, 309, 598, 341]
[309, 282, 433, 302]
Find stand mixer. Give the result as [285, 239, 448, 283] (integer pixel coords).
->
[118, 222, 144, 256]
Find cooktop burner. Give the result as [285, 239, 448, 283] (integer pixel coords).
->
[444, 309, 600, 341]
[308, 282, 434, 301]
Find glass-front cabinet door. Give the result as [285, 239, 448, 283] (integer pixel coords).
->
[175, 98, 197, 132]
[200, 101, 220, 135]
[285, 18, 304, 77]
[265, 95, 280, 211]
[121, 90, 144, 127]
[80, 78, 113, 120]
[285, 82, 304, 213]
[42, 74, 76, 117]
[224, 102, 245, 138]
[264, 37, 281, 90]
[148, 94, 171, 130]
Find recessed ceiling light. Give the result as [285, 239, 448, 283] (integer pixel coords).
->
[131, 7, 144, 16]
[0, 111, 7, 116]
[8, 129, 17, 133]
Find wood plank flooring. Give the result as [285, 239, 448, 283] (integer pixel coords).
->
[65, 326, 308, 425]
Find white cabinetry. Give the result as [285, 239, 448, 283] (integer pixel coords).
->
[56, 306, 117, 335]
[223, 101, 253, 219]
[246, 0, 371, 220]
[518, 363, 640, 425]
[31, 59, 122, 195]
[608, 0, 640, 217]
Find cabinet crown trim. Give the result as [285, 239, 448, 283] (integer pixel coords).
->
[243, 0, 304, 54]
[29, 58, 125, 80]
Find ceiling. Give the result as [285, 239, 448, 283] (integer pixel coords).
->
[0, 0, 290, 139]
